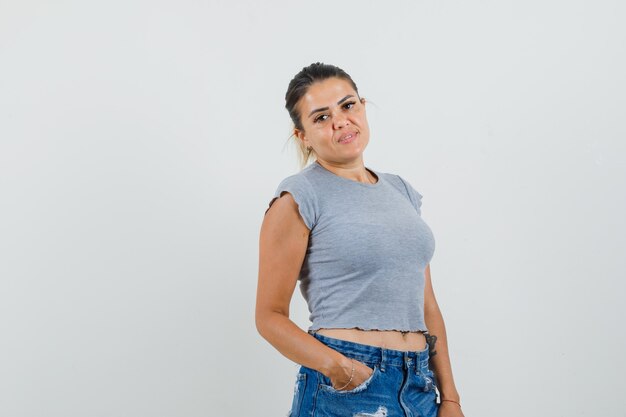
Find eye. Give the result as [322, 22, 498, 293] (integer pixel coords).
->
[343, 101, 356, 110]
[314, 114, 328, 123]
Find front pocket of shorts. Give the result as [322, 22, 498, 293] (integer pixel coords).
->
[318, 364, 380, 395]
[289, 372, 307, 416]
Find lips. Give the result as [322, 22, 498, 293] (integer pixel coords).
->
[338, 131, 358, 143]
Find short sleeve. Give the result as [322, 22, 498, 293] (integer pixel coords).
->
[265, 174, 318, 230]
[396, 175, 423, 216]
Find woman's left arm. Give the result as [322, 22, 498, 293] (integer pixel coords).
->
[423, 263, 465, 416]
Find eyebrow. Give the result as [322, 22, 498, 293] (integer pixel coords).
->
[308, 95, 355, 118]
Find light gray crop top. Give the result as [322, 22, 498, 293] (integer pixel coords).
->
[265, 161, 436, 333]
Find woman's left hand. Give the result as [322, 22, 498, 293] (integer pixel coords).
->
[437, 400, 464, 417]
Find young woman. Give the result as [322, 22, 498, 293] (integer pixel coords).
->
[256, 62, 464, 417]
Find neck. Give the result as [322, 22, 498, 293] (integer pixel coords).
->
[315, 159, 377, 184]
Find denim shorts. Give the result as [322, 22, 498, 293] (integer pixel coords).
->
[288, 332, 440, 417]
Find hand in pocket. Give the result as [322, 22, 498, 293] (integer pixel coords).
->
[329, 357, 374, 391]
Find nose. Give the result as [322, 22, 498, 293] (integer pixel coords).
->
[333, 114, 349, 129]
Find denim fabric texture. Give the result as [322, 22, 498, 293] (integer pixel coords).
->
[288, 333, 440, 417]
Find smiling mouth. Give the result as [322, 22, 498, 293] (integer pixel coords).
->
[338, 132, 358, 143]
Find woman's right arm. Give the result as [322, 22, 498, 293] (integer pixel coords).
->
[255, 192, 372, 389]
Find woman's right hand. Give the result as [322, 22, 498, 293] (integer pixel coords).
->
[327, 356, 374, 391]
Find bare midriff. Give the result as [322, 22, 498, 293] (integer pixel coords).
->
[315, 328, 427, 352]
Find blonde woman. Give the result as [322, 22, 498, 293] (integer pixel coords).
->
[256, 62, 464, 417]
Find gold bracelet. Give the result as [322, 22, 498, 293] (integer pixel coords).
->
[441, 399, 461, 408]
[334, 359, 355, 390]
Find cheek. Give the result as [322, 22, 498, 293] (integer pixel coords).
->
[356, 114, 368, 129]
[310, 127, 333, 143]
[354, 108, 367, 122]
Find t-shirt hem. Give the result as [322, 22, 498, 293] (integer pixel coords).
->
[308, 325, 429, 333]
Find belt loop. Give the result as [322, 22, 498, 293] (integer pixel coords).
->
[416, 344, 426, 376]
[380, 348, 386, 372]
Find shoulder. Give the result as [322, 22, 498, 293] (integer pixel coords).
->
[276, 169, 315, 190]
[375, 171, 420, 196]
[273, 169, 318, 204]
[266, 167, 319, 230]
[381, 172, 424, 213]
[378, 172, 405, 189]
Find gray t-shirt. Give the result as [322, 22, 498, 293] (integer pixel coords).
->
[266, 161, 436, 333]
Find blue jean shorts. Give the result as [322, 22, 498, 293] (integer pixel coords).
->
[288, 332, 440, 417]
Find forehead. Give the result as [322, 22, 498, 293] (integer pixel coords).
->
[298, 77, 356, 112]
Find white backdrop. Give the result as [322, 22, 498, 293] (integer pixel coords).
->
[1, 1, 625, 416]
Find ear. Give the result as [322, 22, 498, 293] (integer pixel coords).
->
[294, 128, 307, 147]
[360, 97, 366, 105]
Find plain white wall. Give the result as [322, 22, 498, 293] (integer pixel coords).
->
[1, 1, 624, 416]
